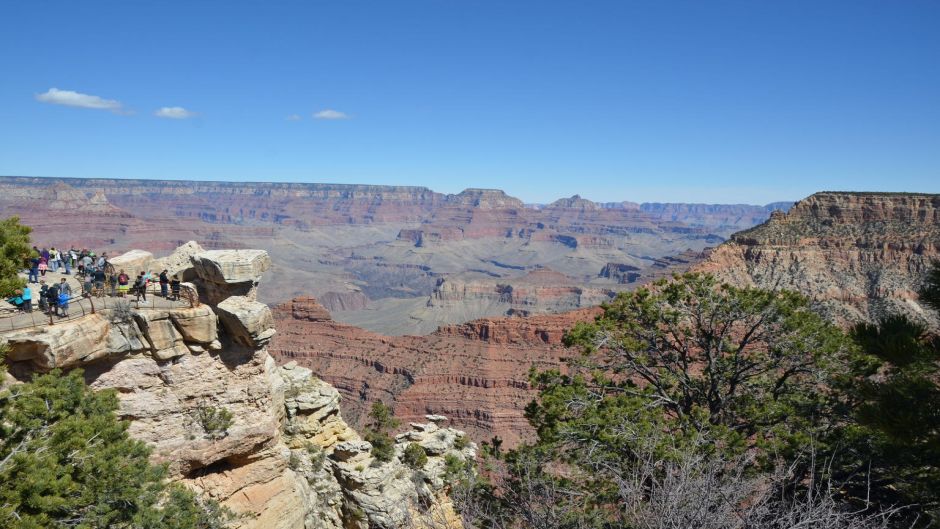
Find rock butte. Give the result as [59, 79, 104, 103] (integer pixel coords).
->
[695, 192, 940, 329]
[1, 247, 475, 529]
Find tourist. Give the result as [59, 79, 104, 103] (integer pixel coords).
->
[6, 291, 24, 311]
[58, 278, 71, 317]
[96, 253, 108, 271]
[38, 280, 48, 312]
[28, 256, 39, 283]
[170, 275, 181, 301]
[22, 285, 32, 313]
[83, 273, 93, 297]
[81, 253, 93, 277]
[135, 272, 148, 302]
[159, 269, 169, 298]
[38, 257, 48, 277]
[46, 281, 59, 316]
[50, 247, 60, 273]
[117, 269, 130, 296]
[93, 267, 106, 295]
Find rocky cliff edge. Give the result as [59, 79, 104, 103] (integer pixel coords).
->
[1, 244, 474, 529]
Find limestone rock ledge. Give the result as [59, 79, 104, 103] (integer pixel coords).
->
[1, 245, 472, 529]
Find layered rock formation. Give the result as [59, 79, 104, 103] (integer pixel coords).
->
[0, 176, 782, 334]
[271, 297, 597, 447]
[1, 246, 474, 529]
[637, 201, 793, 233]
[695, 192, 940, 327]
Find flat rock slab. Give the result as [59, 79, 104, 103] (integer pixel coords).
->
[192, 250, 271, 285]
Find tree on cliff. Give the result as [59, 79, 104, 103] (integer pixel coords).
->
[0, 216, 31, 297]
[831, 262, 940, 524]
[546, 272, 849, 459]
[0, 369, 230, 528]
[451, 274, 903, 529]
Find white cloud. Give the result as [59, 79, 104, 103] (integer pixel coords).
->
[313, 109, 349, 120]
[35, 88, 124, 112]
[154, 106, 196, 119]
[286, 114, 302, 121]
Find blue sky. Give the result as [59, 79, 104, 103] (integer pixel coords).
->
[1, 1, 938, 204]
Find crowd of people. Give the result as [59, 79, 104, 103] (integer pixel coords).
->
[5, 246, 184, 318]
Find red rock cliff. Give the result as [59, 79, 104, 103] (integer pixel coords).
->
[270, 297, 599, 447]
[695, 192, 940, 327]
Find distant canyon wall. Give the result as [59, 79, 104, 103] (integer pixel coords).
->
[695, 191, 940, 327]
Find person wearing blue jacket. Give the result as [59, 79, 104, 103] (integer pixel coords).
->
[22, 285, 32, 312]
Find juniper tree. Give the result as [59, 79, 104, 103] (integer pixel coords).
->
[0, 369, 230, 528]
[833, 262, 940, 525]
[0, 216, 31, 297]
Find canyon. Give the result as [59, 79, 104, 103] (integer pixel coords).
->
[270, 296, 593, 448]
[9, 179, 935, 459]
[270, 191, 940, 448]
[0, 176, 785, 335]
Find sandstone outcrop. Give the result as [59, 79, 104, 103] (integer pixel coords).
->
[110, 249, 155, 276]
[192, 249, 271, 304]
[216, 296, 277, 347]
[2, 244, 473, 529]
[695, 192, 940, 328]
[152, 240, 206, 280]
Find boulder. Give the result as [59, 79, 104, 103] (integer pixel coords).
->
[193, 250, 271, 284]
[110, 249, 155, 277]
[152, 241, 204, 281]
[191, 250, 271, 304]
[167, 305, 217, 344]
[216, 296, 276, 347]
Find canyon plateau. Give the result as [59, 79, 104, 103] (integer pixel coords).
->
[0, 176, 786, 335]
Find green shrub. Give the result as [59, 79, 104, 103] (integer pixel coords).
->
[365, 430, 395, 465]
[442, 453, 466, 482]
[307, 443, 326, 473]
[288, 451, 302, 471]
[195, 404, 234, 439]
[368, 401, 400, 432]
[0, 216, 31, 298]
[453, 434, 470, 450]
[347, 504, 366, 522]
[0, 369, 231, 528]
[402, 443, 429, 470]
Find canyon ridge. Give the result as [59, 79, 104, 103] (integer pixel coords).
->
[0, 176, 787, 335]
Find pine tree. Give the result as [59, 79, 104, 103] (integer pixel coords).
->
[0, 216, 31, 297]
[836, 262, 940, 525]
[0, 369, 230, 528]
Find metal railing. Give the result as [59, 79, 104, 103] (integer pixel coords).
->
[0, 283, 200, 334]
